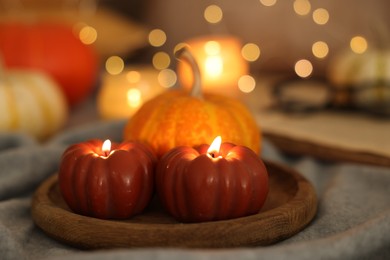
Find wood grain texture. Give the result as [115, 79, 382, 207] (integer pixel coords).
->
[31, 161, 317, 249]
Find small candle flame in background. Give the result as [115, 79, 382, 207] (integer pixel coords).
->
[207, 136, 222, 158]
[204, 41, 223, 78]
[127, 88, 142, 108]
[102, 139, 112, 157]
[98, 65, 176, 119]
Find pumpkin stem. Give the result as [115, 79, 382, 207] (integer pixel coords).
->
[175, 47, 203, 99]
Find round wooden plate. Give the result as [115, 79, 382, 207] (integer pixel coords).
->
[31, 161, 317, 249]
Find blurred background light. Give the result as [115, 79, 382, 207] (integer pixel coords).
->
[312, 41, 329, 58]
[148, 29, 167, 47]
[259, 0, 277, 7]
[158, 69, 177, 88]
[295, 59, 313, 78]
[106, 56, 124, 75]
[238, 75, 256, 93]
[313, 8, 329, 25]
[242, 43, 261, 62]
[78, 25, 97, 45]
[126, 71, 141, 83]
[350, 36, 368, 54]
[204, 5, 223, 24]
[293, 0, 311, 16]
[152, 52, 171, 70]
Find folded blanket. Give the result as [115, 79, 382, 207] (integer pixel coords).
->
[0, 120, 389, 260]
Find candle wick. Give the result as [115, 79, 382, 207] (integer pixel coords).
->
[208, 151, 221, 159]
[103, 150, 110, 157]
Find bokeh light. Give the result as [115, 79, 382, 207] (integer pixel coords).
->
[78, 25, 97, 45]
[152, 52, 171, 70]
[106, 56, 124, 75]
[295, 59, 313, 78]
[259, 0, 277, 7]
[126, 71, 141, 84]
[293, 0, 311, 16]
[204, 5, 223, 24]
[204, 41, 221, 55]
[238, 75, 256, 93]
[350, 36, 368, 54]
[312, 41, 329, 59]
[242, 43, 261, 62]
[158, 69, 177, 88]
[148, 29, 167, 47]
[313, 8, 329, 25]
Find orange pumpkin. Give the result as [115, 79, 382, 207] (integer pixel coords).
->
[0, 22, 99, 106]
[124, 48, 260, 158]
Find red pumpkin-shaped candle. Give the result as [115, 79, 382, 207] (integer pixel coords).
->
[0, 22, 99, 106]
[156, 136, 269, 223]
[59, 139, 156, 219]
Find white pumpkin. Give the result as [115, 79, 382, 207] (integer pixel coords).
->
[328, 49, 390, 112]
[0, 68, 68, 139]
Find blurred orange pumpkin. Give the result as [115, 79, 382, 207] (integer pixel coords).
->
[124, 48, 260, 158]
[0, 22, 99, 106]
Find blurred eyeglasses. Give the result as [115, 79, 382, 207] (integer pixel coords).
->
[272, 77, 390, 117]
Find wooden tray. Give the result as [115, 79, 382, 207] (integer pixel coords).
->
[31, 161, 317, 249]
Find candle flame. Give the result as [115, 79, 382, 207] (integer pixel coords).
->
[204, 41, 223, 78]
[127, 88, 142, 108]
[207, 136, 222, 158]
[102, 139, 111, 157]
[205, 56, 223, 77]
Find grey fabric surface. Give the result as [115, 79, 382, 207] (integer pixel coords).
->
[0, 120, 389, 260]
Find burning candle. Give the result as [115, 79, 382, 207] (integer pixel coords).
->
[176, 35, 249, 96]
[97, 66, 173, 119]
[58, 139, 157, 219]
[156, 136, 269, 223]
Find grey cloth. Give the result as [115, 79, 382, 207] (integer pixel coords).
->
[0, 120, 389, 260]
